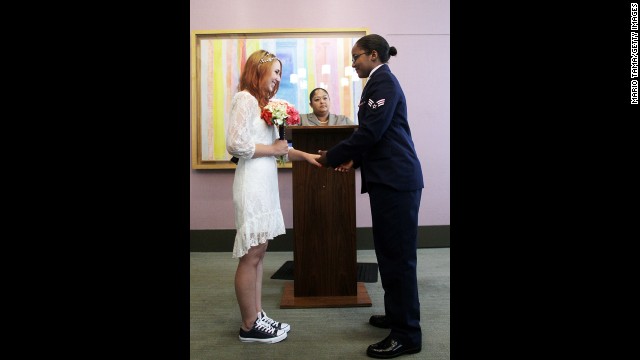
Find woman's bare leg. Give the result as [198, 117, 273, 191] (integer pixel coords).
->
[235, 242, 268, 331]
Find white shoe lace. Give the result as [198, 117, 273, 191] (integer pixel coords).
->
[254, 317, 277, 334]
[261, 311, 281, 328]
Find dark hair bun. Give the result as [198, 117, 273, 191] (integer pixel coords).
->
[389, 46, 398, 56]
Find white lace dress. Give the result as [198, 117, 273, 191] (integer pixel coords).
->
[226, 91, 285, 258]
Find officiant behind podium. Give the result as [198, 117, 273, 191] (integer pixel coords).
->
[299, 88, 354, 126]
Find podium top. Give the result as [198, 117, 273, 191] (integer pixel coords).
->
[285, 125, 358, 140]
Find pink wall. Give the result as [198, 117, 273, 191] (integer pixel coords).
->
[190, 0, 450, 230]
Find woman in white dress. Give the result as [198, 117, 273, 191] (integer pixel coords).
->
[226, 50, 321, 344]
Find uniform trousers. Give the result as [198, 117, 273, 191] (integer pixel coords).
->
[368, 183, 422, 346]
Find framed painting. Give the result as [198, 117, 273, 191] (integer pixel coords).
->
[191, 28, 368, 169]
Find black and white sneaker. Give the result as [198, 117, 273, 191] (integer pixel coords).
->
[238, 317, 287, 343]
[260, 310, 291, 333]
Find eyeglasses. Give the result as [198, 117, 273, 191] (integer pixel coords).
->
[351, 52, 369, 63]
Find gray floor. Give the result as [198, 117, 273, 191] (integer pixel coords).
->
[190, 248, 450, 359]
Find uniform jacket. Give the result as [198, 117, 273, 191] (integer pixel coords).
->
[326, 64, 424, 193]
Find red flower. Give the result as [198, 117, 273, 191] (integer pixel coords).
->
[285, 104, 300, 126]
[261, 108, 274, 126]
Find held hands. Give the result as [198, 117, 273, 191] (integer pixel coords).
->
[283, 147, 321, 166]
[335, 160, 353, 172]
[317, 150, 353, 172]
[305, 153, 322, 167]
[317, 150, 329, 167]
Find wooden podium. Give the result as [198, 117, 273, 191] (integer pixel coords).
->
[280, 126, 372, 308]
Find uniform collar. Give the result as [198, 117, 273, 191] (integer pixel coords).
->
[368, 63, 386, 79]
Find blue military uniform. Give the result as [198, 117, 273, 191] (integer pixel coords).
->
[325, 64, 424, 347]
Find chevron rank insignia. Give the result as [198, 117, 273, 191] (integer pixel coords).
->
[367, 98, 385, 109]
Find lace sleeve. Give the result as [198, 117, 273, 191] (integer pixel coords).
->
[226, 91, 258, 159]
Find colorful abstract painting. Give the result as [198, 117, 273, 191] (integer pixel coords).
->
[192, 30, 367, 167]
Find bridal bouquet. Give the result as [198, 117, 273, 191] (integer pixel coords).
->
[261, 99, 300, 165]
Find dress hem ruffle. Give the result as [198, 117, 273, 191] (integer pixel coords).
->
[232, 210, 285, 258]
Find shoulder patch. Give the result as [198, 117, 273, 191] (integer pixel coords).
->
[367, 98, 385, 109]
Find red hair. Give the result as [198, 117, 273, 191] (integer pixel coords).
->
[238, 50, 282, 108]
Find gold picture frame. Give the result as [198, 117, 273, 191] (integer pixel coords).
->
[191, 28, 368, 169]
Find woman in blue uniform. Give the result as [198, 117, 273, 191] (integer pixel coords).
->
[317, 34, 424, 359]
